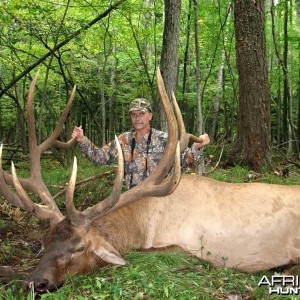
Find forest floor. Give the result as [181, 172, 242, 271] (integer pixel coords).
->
[0, 205, 43, 283]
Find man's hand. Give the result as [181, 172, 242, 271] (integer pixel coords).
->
[194, 133, 210, 150]
[72, 126, 85, 143]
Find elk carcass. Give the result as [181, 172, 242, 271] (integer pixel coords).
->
[0, 69, 300, 294]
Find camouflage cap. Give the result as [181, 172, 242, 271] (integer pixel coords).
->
[129, 98, 152, 113]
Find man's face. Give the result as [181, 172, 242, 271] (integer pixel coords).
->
[130, 110, 153, 131]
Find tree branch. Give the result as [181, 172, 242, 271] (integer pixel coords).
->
[52, 169, 116, 199]
[0, 0, 126, 99]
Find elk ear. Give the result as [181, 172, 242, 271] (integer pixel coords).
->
[93, 240, 128, 266]
[94, 248, 128, 265]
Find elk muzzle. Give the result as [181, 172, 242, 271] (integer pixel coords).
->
[23, 267, 65, 293]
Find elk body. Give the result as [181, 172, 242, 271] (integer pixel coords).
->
[27, 177, 300, 291]
[1, 69, 300, 293]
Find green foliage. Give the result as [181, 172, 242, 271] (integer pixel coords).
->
[0, 0, 299, 152]
[1, 251, 300, 299]
[209, 165, 251, 182]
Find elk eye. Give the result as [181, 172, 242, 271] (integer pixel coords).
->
[57, 254, 69, 264]
[75, 245, 85, 253]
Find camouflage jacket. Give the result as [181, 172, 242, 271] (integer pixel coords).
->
[78, 128, 203, 189]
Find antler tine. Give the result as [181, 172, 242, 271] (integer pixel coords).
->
[0, 144, 27, 209]
[53, 138, 77, 150]
[27, 72, 40, 163]
[27, 74, 76, 162]
[65, 156, 79, 223]
[171, 92, 203, 152]
[40, 85, 77, 153]
[140, 67, 178, 184]
[11, 161, 64, 224]
[134, 141, 181, 196]
[65, 135, 125, 226]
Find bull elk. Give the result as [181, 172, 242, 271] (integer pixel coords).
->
[1, 69, 300, 294]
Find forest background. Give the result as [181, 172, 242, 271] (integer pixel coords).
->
[0, 1, 300, 298]
[0, 0, 299, 169]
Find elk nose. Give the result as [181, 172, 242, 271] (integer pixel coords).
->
[36, 278, 50, 292]
[24, 278, 50, 293]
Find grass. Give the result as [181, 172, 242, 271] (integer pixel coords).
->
[208, 164, 300, 185]
[1, 152, 300, 299]
[2, 251, 300, 299]
[0, 251, 281, 299]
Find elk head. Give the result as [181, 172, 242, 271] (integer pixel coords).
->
[0, 68, 202, 293]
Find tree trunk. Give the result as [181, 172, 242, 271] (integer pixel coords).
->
[182, 0, 192, 96]
[193, 0, 203, 136]
[282, 0, 289, 148]
[229, 0, 271, 170]
[193, 0, 205, 175]
[210, 50, 225, 143]
[159, 0, 181, 131]
[296, 0, 300, 156]
[109, 55, 118, 141]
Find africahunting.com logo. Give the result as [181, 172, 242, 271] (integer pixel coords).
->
[258, 275, 300, 295]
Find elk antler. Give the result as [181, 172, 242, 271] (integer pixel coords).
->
[0, 73, 77, 224]
[171, 92, 203, 152]
[64, 68, 182, 226]
[0, 68, 199, 228]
